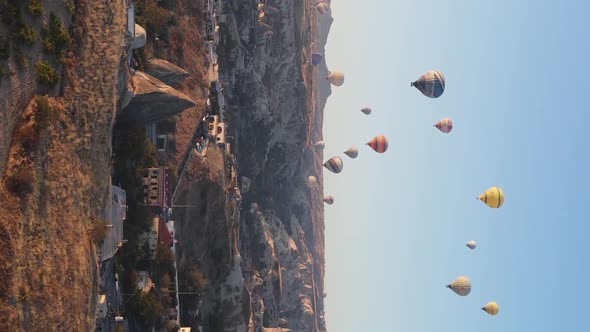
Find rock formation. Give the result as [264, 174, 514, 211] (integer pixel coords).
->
[116, 71, 196, 126]
[146, 58, 191, 87]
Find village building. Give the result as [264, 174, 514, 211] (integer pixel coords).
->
[100, 185, 127, 262]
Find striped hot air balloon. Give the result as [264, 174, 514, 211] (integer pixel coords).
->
[323, 195, 334, 205]
[344, 146, 358, 159]
[314, 0, 330, 15]
[482, 301, 499, 316]
[361, 107, 372, 115]
[447, 276, 472, 296]
[324, 156, 343, 174]
[311, 52, 323, 65]
[327, 71, 344, 86]
[477, 186, 504, 208]
[434, 117, 453, 133]
[366, 135, 388, 153]
[411, 69, 445, 98]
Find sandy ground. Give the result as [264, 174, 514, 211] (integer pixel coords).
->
[0, 0, 127, 330]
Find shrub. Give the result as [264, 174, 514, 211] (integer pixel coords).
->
[14, 47, 28, 68]
[36, 60, 59, 85]
[27, 0, 43, 17]
[91, 219, 109, 243]
[1, 3, 22, 26]
[41, 13, 71, 56]
[35, 95, 59, 128]
[64, 0, 75, 15]
[0, 36, 9, 60]
[17, 24, 38, 44]
[6, 168, 34, 197]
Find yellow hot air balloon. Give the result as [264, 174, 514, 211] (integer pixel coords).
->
[327, 71, 344, 87]
[482, 301, 499, 316]
[446, 276, 471, 296]
[477, 186, 504, 208]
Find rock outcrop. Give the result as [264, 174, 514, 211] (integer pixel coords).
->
[116, 71, 196, 126]
[214, 0, 333, 331]
[146, 58, 191, 87]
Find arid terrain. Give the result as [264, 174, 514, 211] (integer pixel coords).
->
[0, 0, 126, 330]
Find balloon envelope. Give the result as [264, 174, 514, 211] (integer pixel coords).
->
[327, 71, 344, 86]
[367, 135, 388, 153]
[324, 156, 343, 174]
[314, 141, 325, 150]
[412, 69, 445, 98]
[482, 302, 499, 316]
[307, 176, 317, 187]
[447, 276, 471, 296]
[466, 240, 477, 249]
[435, 117, 453, 133]
[361, 107, 372, 115]
[344, 147, 358, 159]
[323, 195, 334, 205]
[478, 186, 504, 208]
[311, 52, 323, 65]
[314, 1, 330, 15]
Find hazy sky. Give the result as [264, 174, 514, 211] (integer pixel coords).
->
[322, 1, 590, 331]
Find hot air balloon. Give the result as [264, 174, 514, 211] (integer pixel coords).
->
[311, 52, 323, 65]
[307, 176, 317, 187]
[323, 195, 334, 205]
[361, 107, 372, 115]
[366, 135, 388, 153]
[314, 1, 330, 15]
[411, 69, 445, 98]
[434, 117, 453, 133]
[323, 156, 343, 174]
[446, 276, 471, 296]
[314, 141, 325, 150]
[466, 240, 477, 250]
[343, 147, 358, 159]
[326, 71, 344, 87]
[482, 301, 499, 316]
[477, 186, 504, 208]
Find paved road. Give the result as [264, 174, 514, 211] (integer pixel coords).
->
[97, 258, 121, 332]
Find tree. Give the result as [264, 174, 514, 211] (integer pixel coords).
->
[128, 290, 163, 321]
[36, 60, 59, 85]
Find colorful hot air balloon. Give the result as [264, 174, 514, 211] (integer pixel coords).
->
[323, 195, 334, 205]
[366, 135, 388, 153]
[314, 0, 330, 15]
[411, 69, 445, 98]
[482, 301, 499, 316]
[434, 117, 453, 133]
[307, 176, 317, 187]
[466, 240, 477, 250]
[477, 186, 504, 208]
[326, 71, 344, 86]
[361, 107, 372, 115]
[323, 156, 343, 174]
[314, 141, 325, 150]
[311, 52, 323, 65]
[343, 147, 358, 159]
[447, 276, 472, 296]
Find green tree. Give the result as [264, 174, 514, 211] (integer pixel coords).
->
[27, 0, 44, 17]
[17, 24, 38, 44]
[36, 60, 59, 85]
[128, 290, 163, 321]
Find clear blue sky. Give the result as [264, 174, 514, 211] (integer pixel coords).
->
[322, 1, 590, 331]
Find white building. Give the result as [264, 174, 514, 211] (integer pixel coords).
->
[101, 185, 127, 262]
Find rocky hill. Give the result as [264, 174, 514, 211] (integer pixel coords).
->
[217, 0, 333, 330]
